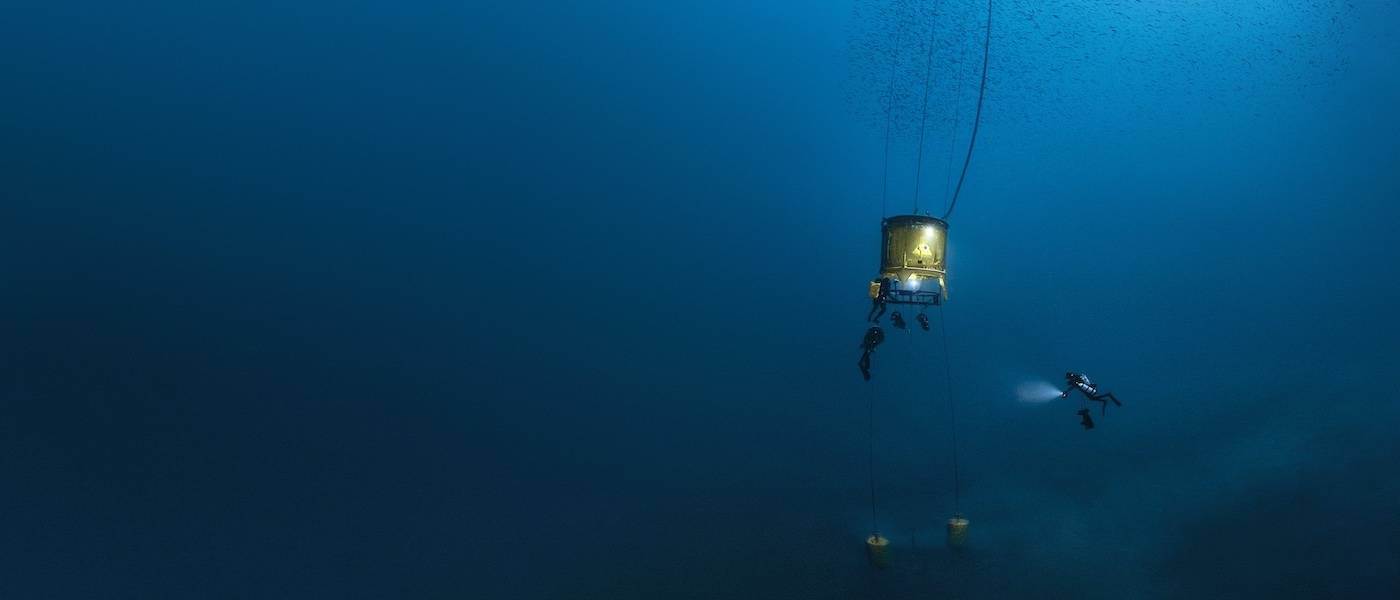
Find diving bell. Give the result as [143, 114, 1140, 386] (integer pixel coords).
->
[868, 215, 948, 305]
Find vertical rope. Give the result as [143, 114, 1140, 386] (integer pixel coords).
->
[936, 304, 961, 511]
[879, 15, 906, 219]
[944, 42, 967, 214]
[867, 382, 879, 534]
[909, 1, 942, 215]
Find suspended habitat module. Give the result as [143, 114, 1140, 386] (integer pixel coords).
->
[869, 214, 948, 305]
[946, 515, 969, 549]
[866, 534, 890, 568]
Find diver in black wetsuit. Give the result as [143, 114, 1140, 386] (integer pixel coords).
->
[890, 311, 907, 330]
[916, 312, 930, 331]
[1061, 372, 1122, 430]
[867, 278, 891, 323]
[857, 326, 885, 381]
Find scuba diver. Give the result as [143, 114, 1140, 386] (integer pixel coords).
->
[867, 278, 891, 323]
[857, 326, 886, 381]
[916, 312, 930, 331]
[890, 311, 907, 330]
[1061, 372, 1121, 430]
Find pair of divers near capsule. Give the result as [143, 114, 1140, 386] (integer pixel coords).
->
[857, 215, 947, 382]
[856, 215, 1125, 430]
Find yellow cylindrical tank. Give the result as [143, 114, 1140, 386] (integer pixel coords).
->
[946, 515, 969, 549]
[866, 534, 890, 568]
[868, 279, 884, 300]
[871, 214, 948, 304]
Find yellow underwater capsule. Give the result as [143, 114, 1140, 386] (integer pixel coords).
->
[946, 515, 969, 549]
[866, 534, 890, 568]
[870, 215, 949, 305]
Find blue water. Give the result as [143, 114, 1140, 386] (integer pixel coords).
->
[2, 1, 1397, 598]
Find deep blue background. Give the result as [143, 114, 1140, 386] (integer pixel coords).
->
[2, 1, 1397, 598]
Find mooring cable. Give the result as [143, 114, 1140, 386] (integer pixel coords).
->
[942, 0, 992, 222]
